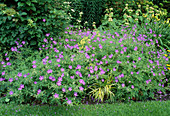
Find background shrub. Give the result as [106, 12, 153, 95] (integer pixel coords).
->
[65, 0, 106, 30]
[0, 0, 71, 59]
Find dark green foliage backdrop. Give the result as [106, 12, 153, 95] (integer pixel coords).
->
[66, 0, 107, 30]
[0, 0, 71, 56]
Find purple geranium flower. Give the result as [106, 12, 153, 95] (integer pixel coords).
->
[9, 78, 13, 82]
[122, 83, 125, 87]
[113, 68, 116, 71]
[138, 57, 141, 61]
[70, 75, 74, 79]
[62, 88, 66, 92]
[131, 85, 134, 89]
[67, 100, 72, 104]
[17, 73, 22, 77]
[2, 71, 5, 75]
[43, 19, 46, 22]
[100, 70, 105, 75]
[56, 59, 60, 62]
[39, 76, 44, 81]
[32, 64, 36, 68]
[32, 61, 36, 64]
[54, 93, 59, 98]
[74, 92, 78, 97]
[79, 79, 85, 85]
[68, 87, 72, 91]
[61, 68, 64, 72]
[69, 65, 72, 69]
[56, 81, 61, 86]
[76, 65, 81, 69]
[9, 91, 13, 95]
[134, 46, 138, 51]
[46, 33, 50, 37]
[101, 79, 104, 82]
[47, 69, 53, 74]
[79, 86, 84, 91]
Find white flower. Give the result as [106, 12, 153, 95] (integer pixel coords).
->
[128, 9, 133, 12]
[108, 18, 113, 21]
[125, 22, 129, 25]
[71, 9, 75, 12]
[109, 8, 113, 10]
[77, 20, 81, 23]
[79, 12, 83, 15]
[127, 15, 132, 18]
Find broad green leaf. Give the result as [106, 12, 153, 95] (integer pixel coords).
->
[26, 1, 31, 6]
[21, 12, 27, 15]
[31, 0, 37, 3]
[18, 2, 24, 7]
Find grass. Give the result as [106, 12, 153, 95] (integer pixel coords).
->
[0, 100, 170, 116]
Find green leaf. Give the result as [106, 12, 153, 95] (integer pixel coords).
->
[139, 16, 143, 22]
[31, 7, 36, 11]
[30, 40, 37, 45]
[26, 1, 31, 6]
[31, 0, 37, 3]
[8, 16, 12, 20]
[21, 12, 27, 15]
[20, 17, 26, 21]
[18, 2, 24, 7]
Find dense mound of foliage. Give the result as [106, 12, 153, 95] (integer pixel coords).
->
[0, 23, 169, 106]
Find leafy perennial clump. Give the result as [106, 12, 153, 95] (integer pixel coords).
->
[0, 24, 169, 106]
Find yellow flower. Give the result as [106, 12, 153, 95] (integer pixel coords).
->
[167, 64, 170, 67]
[80, 40, 85, 45]
[143, 14, 147, 17]
[167, 50, 170, 52]
[157, 18, 160, 21]
[84, 37, 88, 40]
[164, 54, 168, 57]
[79, 46, 83, 50]
[152, 14, 154, 18]
[168, 67, 170, 70]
